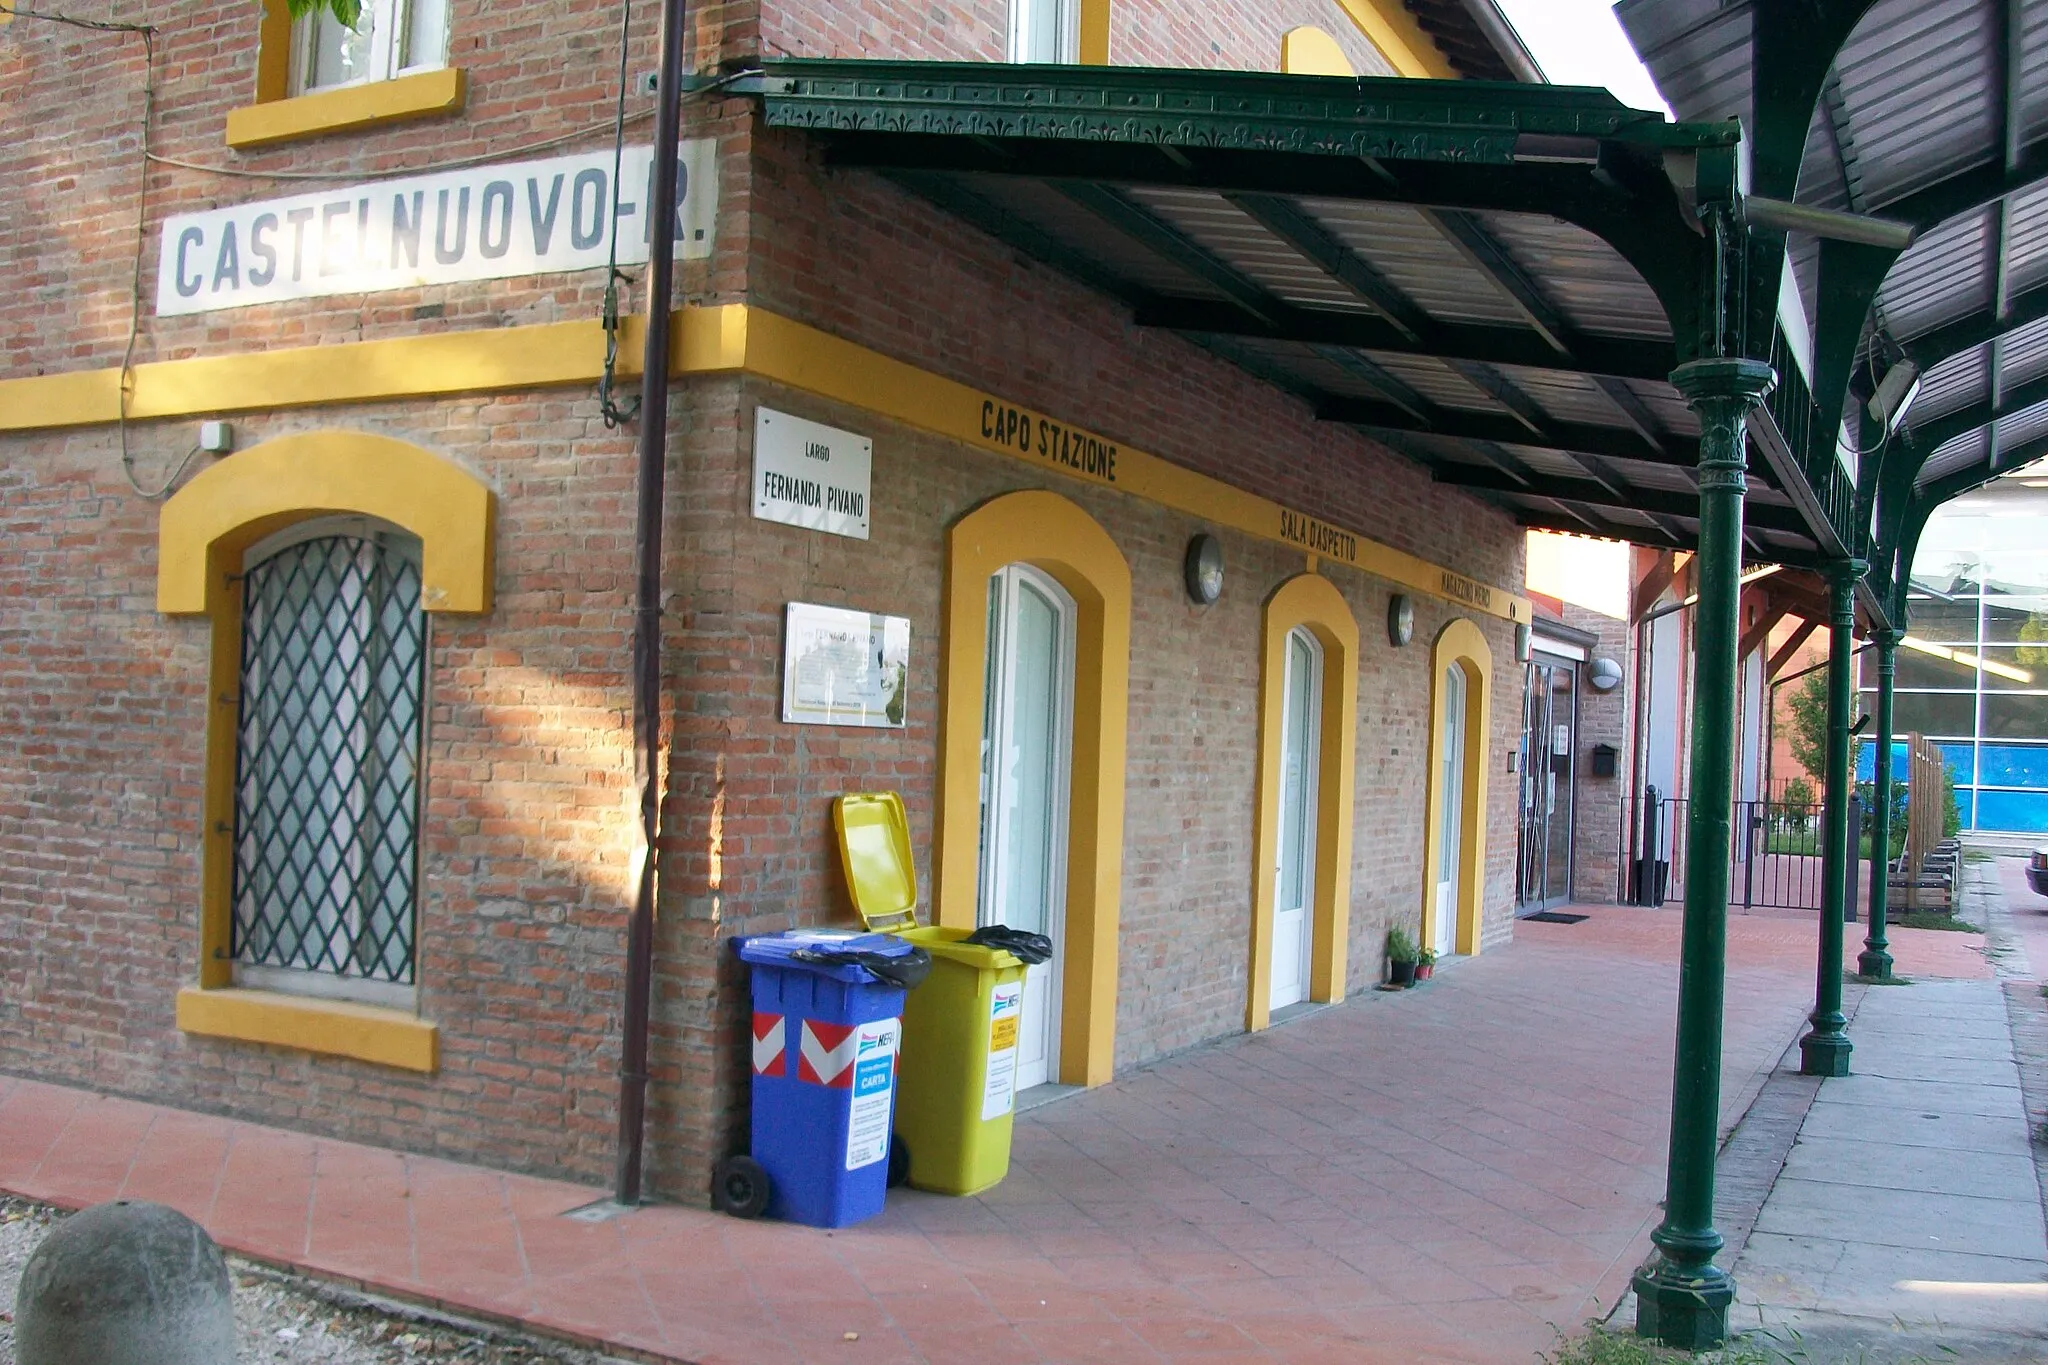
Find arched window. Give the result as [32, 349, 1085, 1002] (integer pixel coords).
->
[231, 517, 426, 1006]
[160, 429, 492, 1073]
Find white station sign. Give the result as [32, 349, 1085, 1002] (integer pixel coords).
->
[154, 141, 718, 316]
[751, 407, 872, 541]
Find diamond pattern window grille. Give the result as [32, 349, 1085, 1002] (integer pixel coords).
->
[232, 532, 424, 984]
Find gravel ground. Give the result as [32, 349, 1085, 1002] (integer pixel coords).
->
[0, 1198, 630, 1365]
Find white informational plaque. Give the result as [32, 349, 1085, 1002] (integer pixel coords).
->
[753, 408, 873, 540]
[781, 602, 910, 728]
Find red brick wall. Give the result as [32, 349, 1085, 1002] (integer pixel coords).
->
[0, 0, 751, 383]
[754, 0, 1398, 74]
[4, 0, 1519, 1201]
[641, 380, 1522, 1196]
[636, 125, 1526, 1193]
[0, 398, 656, 1180]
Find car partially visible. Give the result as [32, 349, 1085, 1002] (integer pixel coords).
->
[2029, 849, 2048, 897]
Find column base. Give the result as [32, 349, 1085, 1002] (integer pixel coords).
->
[1633, 1258, 1734, 1350]
[1800, 1030, 1852, 1077]
[1856, 947, 1893, 980]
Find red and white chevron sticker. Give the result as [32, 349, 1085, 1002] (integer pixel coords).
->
[751, 1013, 785, 1077]
[797, 1019, 857, 1087]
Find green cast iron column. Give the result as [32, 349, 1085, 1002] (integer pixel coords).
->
[1634, 356, 1775, 1352]
[1858, 630, 1899, 980]
[1801, 559, 1865, 1076]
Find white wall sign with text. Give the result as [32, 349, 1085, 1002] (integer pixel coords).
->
[782, 602, 909, 729]
[154, 142, 718, 316]
[752, 407, 873, 541]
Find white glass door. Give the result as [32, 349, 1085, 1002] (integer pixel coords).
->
[1434, 664, 1466, 959]
[1271, 628, 1322, 1010]
[978, 565, 1074, 1092]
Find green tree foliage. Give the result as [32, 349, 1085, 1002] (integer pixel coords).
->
[2017, 612, 2048, 670]
[1785, 671, 1828, 781]
[286, 0, 363, 29]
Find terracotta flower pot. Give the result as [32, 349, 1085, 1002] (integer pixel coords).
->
[1414, 961, 1434, 981]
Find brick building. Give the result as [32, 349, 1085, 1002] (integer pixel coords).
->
[2, 0, 1545, 1198]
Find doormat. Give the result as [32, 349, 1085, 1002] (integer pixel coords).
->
[1524, 911, 1589, 924]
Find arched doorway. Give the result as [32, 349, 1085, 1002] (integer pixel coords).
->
[1421, 620, 1493, 958]
[977, 563, 1076, 1092]
[936, 489, 1130, 1088]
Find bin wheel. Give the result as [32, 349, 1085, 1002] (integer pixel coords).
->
[887, 1134, 910, 1189]
[712, 1155, 771, 1219]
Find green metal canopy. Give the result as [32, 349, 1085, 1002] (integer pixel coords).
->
[747, 60, 1847, 571]
[1621, 0, 2048, 624]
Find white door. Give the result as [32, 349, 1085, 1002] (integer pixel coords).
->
[978, 565, 1074, 1092]
[1270, 628, 1323, 1010]
[1434, 664, 1466, 959]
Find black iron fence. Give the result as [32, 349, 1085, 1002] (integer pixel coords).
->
[1622, 790, 1862, 914]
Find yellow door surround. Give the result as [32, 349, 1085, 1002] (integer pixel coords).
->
[1419, 618, 1493, 958]
[0, 307, 1528, 627]
[937, 490, 1129, 1088]
[1246, 573, 1360, 1031]
[158, 429, 496, 1073]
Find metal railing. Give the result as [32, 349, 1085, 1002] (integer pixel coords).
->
[1764, 326, 1863, 556]
[1622, 788, 1866, 915]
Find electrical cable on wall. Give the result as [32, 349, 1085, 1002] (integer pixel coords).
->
[13, 7, 179, 498]
[598, 0, 643, 429]
[12, 3, 748, 494]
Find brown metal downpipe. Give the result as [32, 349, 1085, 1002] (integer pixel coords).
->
[615, 0, 689, 1207]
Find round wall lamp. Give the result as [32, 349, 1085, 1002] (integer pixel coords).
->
[1184, 534, 1224, 604]
[1387, 594, 1415, 647]
[1587, 656, 1624, 692]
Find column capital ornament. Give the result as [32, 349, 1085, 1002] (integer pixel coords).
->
[1829, 557, 1870, 587]
[1669, 357, 1778, 406]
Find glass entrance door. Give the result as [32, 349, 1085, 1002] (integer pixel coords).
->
[1517, 656, 1579, 911]
[978, 564, 1074, 1093]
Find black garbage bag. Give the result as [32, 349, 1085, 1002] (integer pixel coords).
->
[787, 944, 933, 990]
[963, 925, 1054, 964]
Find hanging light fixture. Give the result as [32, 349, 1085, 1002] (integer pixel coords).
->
[1868, 346, 1922, 434]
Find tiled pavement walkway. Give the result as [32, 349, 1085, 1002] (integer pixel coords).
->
[0, 911, 1992, 1364]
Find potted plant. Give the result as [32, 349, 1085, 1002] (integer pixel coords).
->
[1386, 925, 1419, 987]
[1414, 946, 1436, 982]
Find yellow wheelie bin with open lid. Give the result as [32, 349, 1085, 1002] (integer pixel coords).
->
[834, 792, 1029, 1196]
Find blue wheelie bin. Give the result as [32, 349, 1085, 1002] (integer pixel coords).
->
[722, 929, 921, 1227]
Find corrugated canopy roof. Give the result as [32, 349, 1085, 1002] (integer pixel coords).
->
[749, 60, 1836, 567]
[1620, 0, 2048, 617]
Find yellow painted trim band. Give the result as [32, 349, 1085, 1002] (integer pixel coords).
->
[938, 490, 1129, 1088]
[1329, 0, 1458, 79]
[1078, 0, 1110, 65]
[254, 0, 292, 103]
[0, 318, 644, 429]
[0, 305, 1525, 622]
[732, 308, 1529, 624]
[157, 429, 496, 615]
[177, 986, 439, 1072]
[1246, 574, 1359, 1031]
[1419, 619, 1493, 958]
[225, 68, 468, 150]
[1281, 26, 1358, 77]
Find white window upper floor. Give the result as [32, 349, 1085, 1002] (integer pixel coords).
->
[1009, 0, 1077, 64]
[293, 0, 449, 95]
